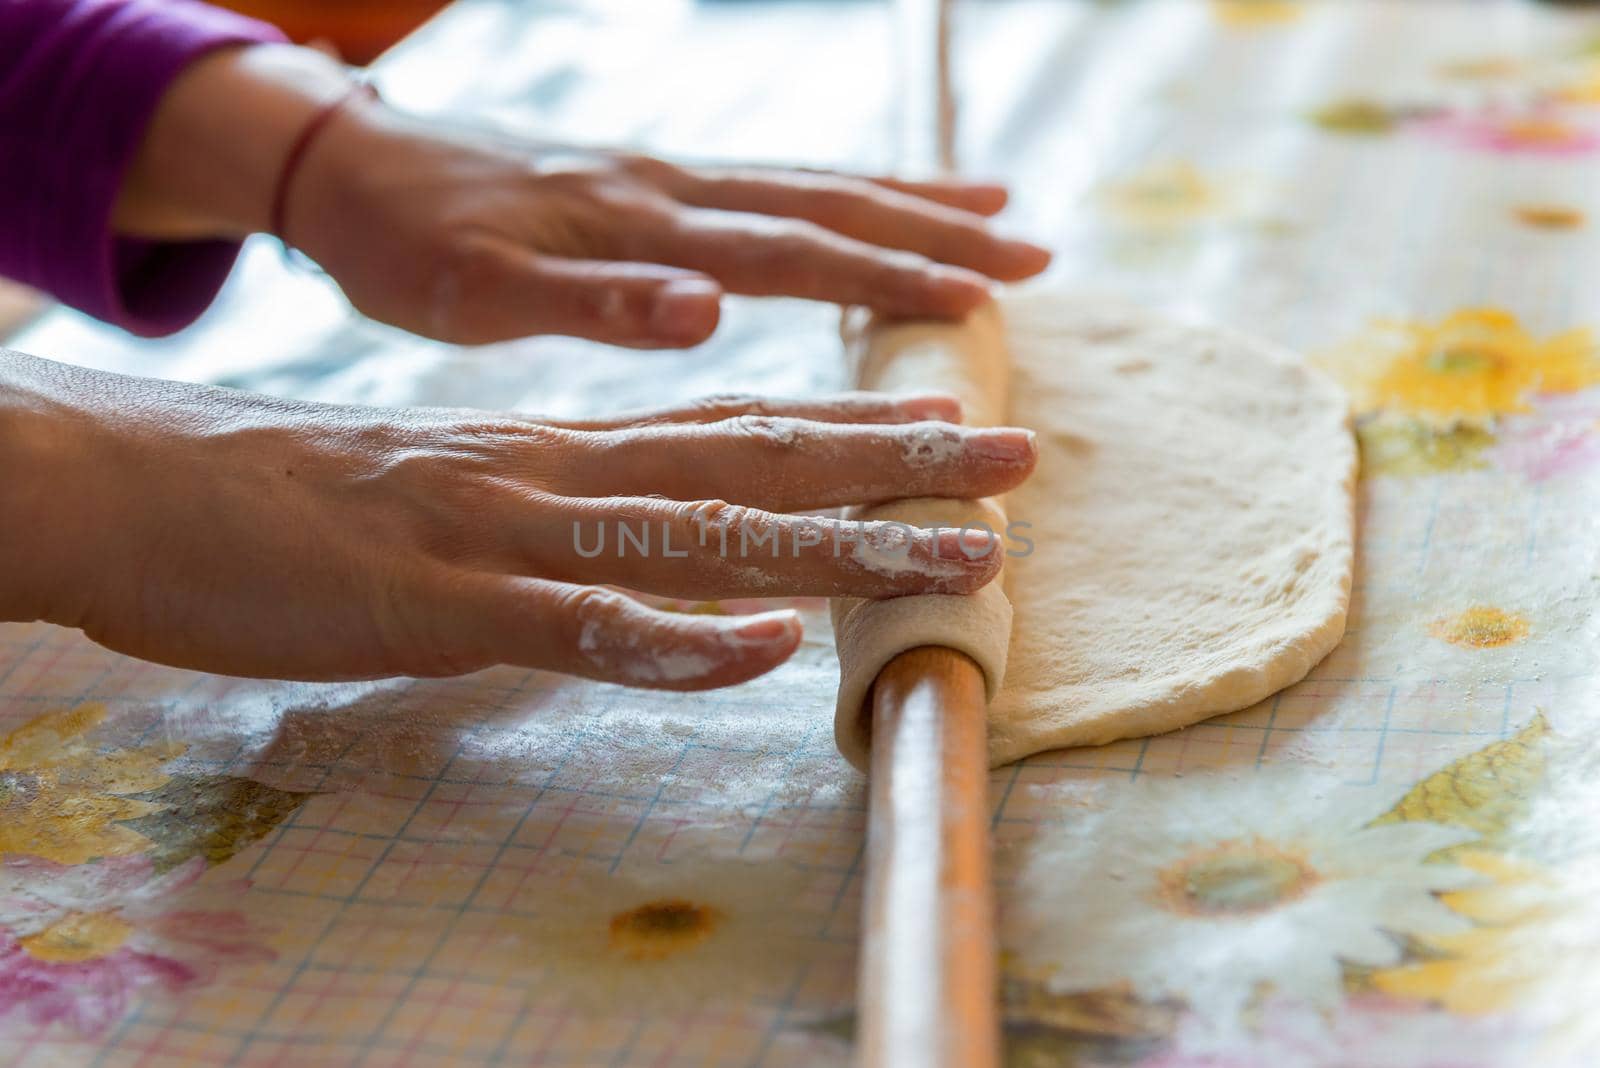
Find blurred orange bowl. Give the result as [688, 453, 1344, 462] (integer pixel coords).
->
[213, 0, 452, 65]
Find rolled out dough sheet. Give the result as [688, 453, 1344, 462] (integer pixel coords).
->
[832, 291, 1357, 769]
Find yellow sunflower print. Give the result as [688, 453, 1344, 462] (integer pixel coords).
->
[1553, 63, 1600, 107]
[1371, 851, 1551, 1012]
[1099, 162, 1224, 229]
[1324, 308, 1600, 422]
[0, 705, 182, 864]
[1212, 0, 1301, 26]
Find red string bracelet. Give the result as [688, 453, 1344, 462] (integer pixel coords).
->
[269, 80, 381, 248]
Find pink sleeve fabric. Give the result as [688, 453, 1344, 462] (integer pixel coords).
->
[0, 0, 286, 336]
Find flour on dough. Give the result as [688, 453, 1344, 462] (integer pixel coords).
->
[832, 291, 1356, 768]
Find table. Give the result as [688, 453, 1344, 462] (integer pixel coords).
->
[6, 1, 1600, 1064]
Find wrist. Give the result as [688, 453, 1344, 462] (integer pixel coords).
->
[114, 44, 358, 240]
[270, 81, 383, 247]
[282, 98, 441, 278]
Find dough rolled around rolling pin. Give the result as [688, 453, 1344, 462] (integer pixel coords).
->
[831, 305, 1016, 771]
[831, 292, 1357, 771]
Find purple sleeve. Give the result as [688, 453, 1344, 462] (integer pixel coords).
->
[0, 0, 286, 337]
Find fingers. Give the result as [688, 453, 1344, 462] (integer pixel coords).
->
[441, 576, 802, 689]
[868, 176, 1010, 216]
[621, 155, 1011, 216]
[545, 391, 963, 431]
[632, 208, 994, 319]
[546, 418, 1036, 513]
[670, 170, 1050, 282]
[507, 497, 1007, 601]
[433, 237, 723, 347]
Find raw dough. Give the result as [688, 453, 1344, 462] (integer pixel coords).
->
[832, 290, 1356, 768]
[832, 305, 1018, 758]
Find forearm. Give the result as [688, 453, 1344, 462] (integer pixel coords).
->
[0, 0, 286, 334]
[0, 350, 98, 625]
[113, 43, 356, 240]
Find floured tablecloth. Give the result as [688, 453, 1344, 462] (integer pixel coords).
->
[5, 1, 1600, 1064]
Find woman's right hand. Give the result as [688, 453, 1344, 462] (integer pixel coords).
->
[0, 350, 1035, 690]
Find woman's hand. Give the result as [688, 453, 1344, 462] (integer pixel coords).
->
[291, 125, 1052, 346]
[0, 351, 1035, 689]
[116, 46, 1052, 347]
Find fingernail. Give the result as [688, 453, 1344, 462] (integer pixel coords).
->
[650, 279, 721, 339]
[730, 610, 800, 643]
[1001, 237, 1052, 263]
[897, 393, 963, 422]
[967, 427, 1036, 462]
[937, 527, 999, 560]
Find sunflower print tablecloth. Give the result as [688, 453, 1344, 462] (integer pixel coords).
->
[6, 1, 1600, 1065]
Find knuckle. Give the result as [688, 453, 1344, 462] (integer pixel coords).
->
[529, 169, 666, 257]
[539, 166, 662, 218]
[872, 252, 934, 299]
[451, 416, 558, 448]
[768, 218, 822, 254]
[466, 420, 577, 484]
[534, 165, 613, 199]
[557, 583, 630, 626]
[355, 426, 566, 560]
[382, 569, 487, 678]
[691, 392, 766, 420]
[894, 422, 961, 465]
[748, 221, 852, 290]
[727, 217, 814, 266]
[372, 420, 564, 482]
[613, 152, 681, 187]
[437, 237, 505, 295]
[361, 442, 455, 491]
[724, 413, 805, 448]
[875, 246, 930, 278]
[671, 497, 743, 534]
[428, 238, 506, 342]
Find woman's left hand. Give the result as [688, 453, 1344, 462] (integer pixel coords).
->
[290, 118, 1051, 346]
[116, 45, 1052, 348]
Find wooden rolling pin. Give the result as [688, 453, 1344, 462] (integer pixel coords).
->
[858, 647, 999, 1068]
[855, 2, 1000, 1064]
